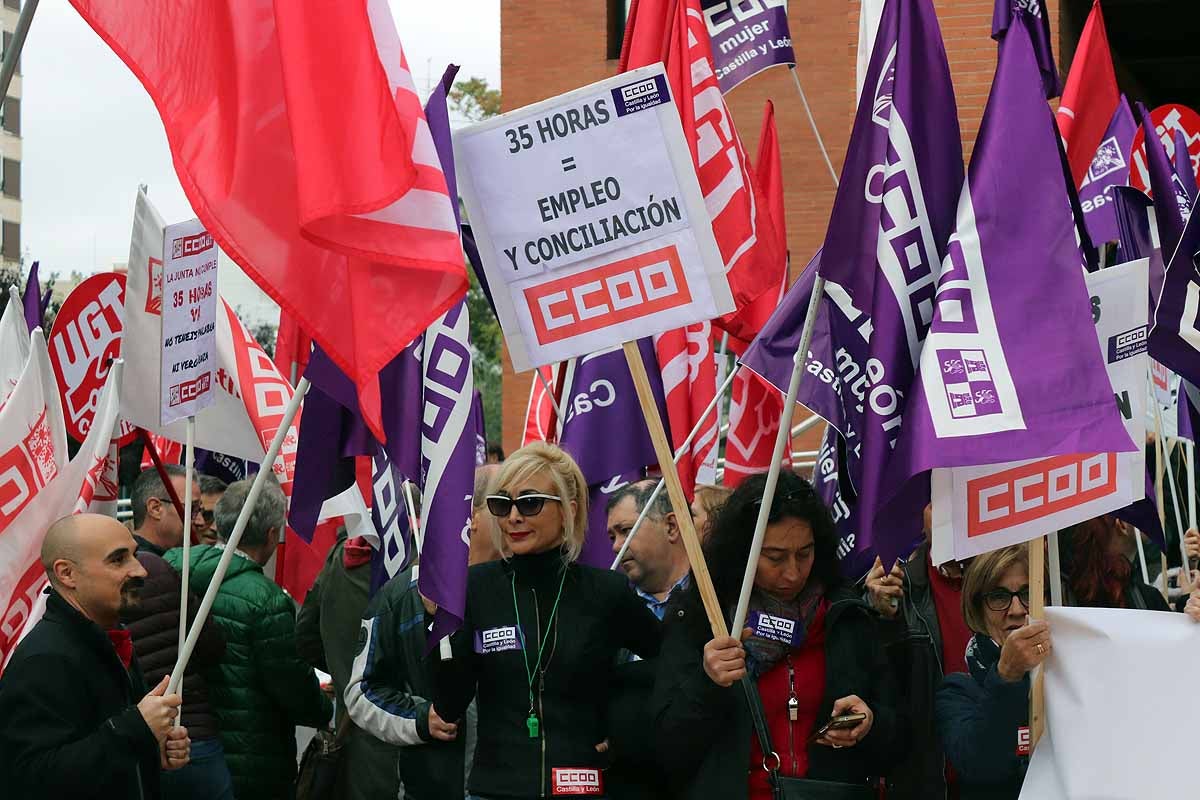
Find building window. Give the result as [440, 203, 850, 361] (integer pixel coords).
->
[2, 220, 18, 262]
[2, 97, 18, 136]
[2, 158, 18, 199]
[607, 0, 634, 62]
[3, 0, 20, 11]
[2, 32, 19, 75]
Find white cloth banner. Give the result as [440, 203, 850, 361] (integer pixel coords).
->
[121, 190, 302, 495]
[932, 260, 1148, 563]
[1019, 606, 1200, 799]
[0, 286, 30, 409]
[0, 337, 121, 670]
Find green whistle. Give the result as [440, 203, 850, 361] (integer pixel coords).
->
[526, 713, 540, 738]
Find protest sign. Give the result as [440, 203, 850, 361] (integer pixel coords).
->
[46, 272, 137, 444]
[1019, 607, 1200, 799]
[700, 0, 795, 94]
[1129, 103, 1200, 195]
[1147, 359, 1179, 439]
[160, 218, 218, 425]
[455, 64, 733, 372]
[931, 259, 1148, 564]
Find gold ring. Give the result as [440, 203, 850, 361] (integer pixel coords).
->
[1036, 643, 1044, 654]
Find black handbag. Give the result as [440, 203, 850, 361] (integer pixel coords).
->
[739, 678, 877, 800]
[295, 715, 351, 800]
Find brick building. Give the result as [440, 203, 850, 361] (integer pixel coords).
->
[497, 0, 1198, 457]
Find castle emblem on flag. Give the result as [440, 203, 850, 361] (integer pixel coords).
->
[1088, 135, 1126, 183]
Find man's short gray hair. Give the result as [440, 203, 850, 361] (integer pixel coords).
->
[214, 476, 286, 548]
[605, 479, 671, 519]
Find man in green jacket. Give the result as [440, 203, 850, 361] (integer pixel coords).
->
[166, 477, 332, 800]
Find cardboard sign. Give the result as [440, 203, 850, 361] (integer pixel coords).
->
[160, 218, 219, 425]
[46, 273, 137, 444]
[701, 0, 796, 94]
[455, 64, 733, 371]
[1129, 103, 1200, 195]
[932, 259, 1148, 563]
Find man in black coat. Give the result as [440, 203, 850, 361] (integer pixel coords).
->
[0, 513, 191, 799]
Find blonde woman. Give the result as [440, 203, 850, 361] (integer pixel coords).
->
[432, 442, 661, 800]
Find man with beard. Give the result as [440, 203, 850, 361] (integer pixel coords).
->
[0, 513, 191, 799]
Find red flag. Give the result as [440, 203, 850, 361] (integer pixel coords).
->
[1056, 0, 1119, 187]
[273, 310, 312, 387]
[522, 366, 557, 446]
[723, 102, 789, 485]
[69, 0, 467, 441]
[653, 323, 718, 498]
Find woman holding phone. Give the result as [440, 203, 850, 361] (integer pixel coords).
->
[653, 471, 903, 800]
[431, 442, 661, 800]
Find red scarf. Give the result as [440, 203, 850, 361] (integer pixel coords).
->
[107, 628, 133, 670]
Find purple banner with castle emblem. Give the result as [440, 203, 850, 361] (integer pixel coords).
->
[702, 0, 795, 94]
[1079, 97, 1136, 246]
[798, 0, 964, 578]
[891, 11, 1134, 505]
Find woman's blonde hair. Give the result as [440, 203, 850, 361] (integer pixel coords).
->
[489, 442, 589, 563]
[960, 544, 1030, 635]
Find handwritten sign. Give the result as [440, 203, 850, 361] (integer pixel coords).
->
[160, 218, 218, 425]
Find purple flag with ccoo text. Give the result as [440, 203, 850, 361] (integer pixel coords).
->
[890, 11, 1135, 516]
[992, 0, 1061, 99]
[801, 0, 965, 578]
[702, 0, 796, 94]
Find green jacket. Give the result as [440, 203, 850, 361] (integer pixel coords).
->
[166, 544, 332, 800]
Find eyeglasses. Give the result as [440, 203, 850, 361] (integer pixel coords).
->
[486, 494, 562, 518]
[200, 509, 215, 523]
[155, 496, 198, 519]
[982, 587, 1030, 612]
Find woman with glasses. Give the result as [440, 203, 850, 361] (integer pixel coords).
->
[431, 442, 661, 800]
[653, 470, 902, 800]
[936, 544, 1048, 800]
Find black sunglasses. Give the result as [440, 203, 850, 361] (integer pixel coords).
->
[200, 509, 215, 523]
[982, 587, 1030, 612]
[486, 494, 562, 518]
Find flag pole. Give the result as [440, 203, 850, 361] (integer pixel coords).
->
[622, 340, 728, 638]
[175, 416, 195, 723]
[0, 0, 38, 100]
[139, 427, 187, 525]
[714, 331, 730, 461]
[1046, 530, 1063, 607]
[1028, 535, 1046, 748]
[731, 274, 826, 636]
[402, 478, 452, 660]
[168, 378, 308, 692]
[789, 68, 839, 188]
[610, 363, 740, 569]
[1156, 433, 1170, 602]
[1151, 391, 1192, 593]
[1133, 526, 1151, 585]
[1187, 440, 1197, 574]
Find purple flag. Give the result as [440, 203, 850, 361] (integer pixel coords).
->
[367, 449, 417, 595]
[890, 11, 1134, 510]
[1077, 97, 1136, 246]
[1139, 102, 1187, 260]
[1113, 467, 1166, 547]
[556, 338, 666, 565]
[585, 470, 643, 568]
[739, 250, 826, 398]
[992, 0, 1061, 99]
[800, 0, 964, 578]
[1111, 186, 1165, 305]
[194, 448, 259, 485]
[1173, 128, 1197, 211]
[1147, 208, 1200, 389]
[702, 0, 796, 94]
[21, 261, 41, 332]
[1177, 380, 1197, 443]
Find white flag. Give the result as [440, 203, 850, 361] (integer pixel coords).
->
[0, 286, 30, 409]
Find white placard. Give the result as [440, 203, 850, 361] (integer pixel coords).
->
[932, 259, 1148, 564]
[160, 218, 218, 425]
[455, 64, 734, 371]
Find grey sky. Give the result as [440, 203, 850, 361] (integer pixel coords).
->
[21, 1, 500, 279]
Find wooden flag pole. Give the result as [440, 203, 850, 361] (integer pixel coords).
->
[174, 416, 196, 724]
[1028, 535, 1046, 748]
[1156, 433, 1170, 602]
[1151, 396, 1192, 593]
[623, 341, 728, 639]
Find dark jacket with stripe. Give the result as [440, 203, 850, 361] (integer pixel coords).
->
[343, 569, 465, 799]
[122, 542, 225, 741]
[0, 588, 162, 800]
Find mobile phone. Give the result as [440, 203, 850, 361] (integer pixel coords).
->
[810, 713, 868, 741]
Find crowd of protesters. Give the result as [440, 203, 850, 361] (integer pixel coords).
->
[0, 441, 1198, 800]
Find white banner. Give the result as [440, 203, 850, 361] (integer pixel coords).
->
[0, 287, 30, 409]
[932, 260, 1148, 563]
[456, 64, 734, 371]
[0, 335, 123, 670]
[1019, 606, 1200, 799]
[160, 218, 218, 425]
[121, 189, 299, 468]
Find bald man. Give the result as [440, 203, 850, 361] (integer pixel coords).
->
[0, 513, 191, 799]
